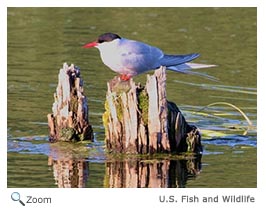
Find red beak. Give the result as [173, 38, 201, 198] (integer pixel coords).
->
[83, 41, 98, 48]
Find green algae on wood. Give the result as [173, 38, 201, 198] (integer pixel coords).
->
[138, 89, 149, 126]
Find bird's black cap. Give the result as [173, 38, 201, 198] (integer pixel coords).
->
[97, 33, 121, 43]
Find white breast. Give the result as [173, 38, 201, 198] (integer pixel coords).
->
[96, 39, 132, 74]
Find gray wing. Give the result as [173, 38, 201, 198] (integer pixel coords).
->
[159, 53, 200, 67]
[118, 38, 164, 74]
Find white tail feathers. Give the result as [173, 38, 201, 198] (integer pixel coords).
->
[184, 63, 217, 69]
[167, 63, 218, 81]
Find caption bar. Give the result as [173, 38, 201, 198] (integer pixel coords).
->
[159, 194, 255, 203]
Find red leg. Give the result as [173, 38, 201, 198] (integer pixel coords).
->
[120, 74, 131, 81]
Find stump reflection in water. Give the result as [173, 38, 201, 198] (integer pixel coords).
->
[105, 156, 201, 188]
[48, 157, 89, 188]
[47, 141, 201, 188]
[48, 143, 90, 188]
[47, 154, 201, 188]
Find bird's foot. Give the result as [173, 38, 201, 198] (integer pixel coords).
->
[120, 74, 131, 81]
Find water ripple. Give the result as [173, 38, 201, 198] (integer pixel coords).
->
[203, 135, 257, 147]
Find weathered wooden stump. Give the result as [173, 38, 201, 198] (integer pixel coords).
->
[103, 66, 202, 154]
[47, 63, 93, 142]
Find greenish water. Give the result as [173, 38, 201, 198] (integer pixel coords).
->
[7, 8, 257, 188]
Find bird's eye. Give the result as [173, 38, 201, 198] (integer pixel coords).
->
[98, 39, 104, 43]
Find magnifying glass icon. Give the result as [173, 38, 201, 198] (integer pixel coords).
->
[11, 192, 25, 206]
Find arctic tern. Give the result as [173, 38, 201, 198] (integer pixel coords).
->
[83, 32, 216, 80]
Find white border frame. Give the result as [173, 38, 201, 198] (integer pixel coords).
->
[2, 1, 265, 210]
